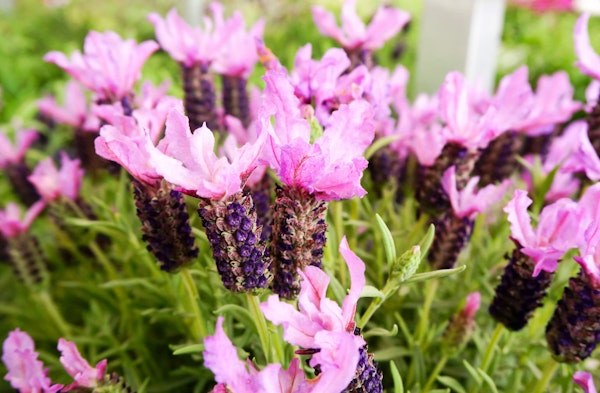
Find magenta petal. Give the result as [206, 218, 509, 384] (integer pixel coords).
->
[340, 236, 366, 326]
[573, 371, 597, 393]
[364, 6, 410, 50]
[574, 13, 600, 81]
[504, 190, 536, 247]
[57, 339, 105, 388]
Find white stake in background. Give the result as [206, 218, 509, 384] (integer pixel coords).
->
[415, 0, 506, 95]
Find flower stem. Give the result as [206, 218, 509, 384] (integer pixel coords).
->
[416, 279, 439, 344]
[246, 293, 278, 364]
[333, 201, 347, 287]
[358, 280, 395, 329]
[422, 355, 448, 393]
[181, 267, 208, 341]
[531, 358, 558, 393]
[36, 290, 71, 337]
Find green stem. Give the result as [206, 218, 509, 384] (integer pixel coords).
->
[531, 358, 559, 393]
[416, 280, 439, 344]
[469, 324, 504, 393]
[181, 267, 208, 341]
[422, 355, 448, 393]
[332, 201, 347, 288]
[36, 290, 71, 337]
[246, 293, 277, 364]
[358, 281, 395, 328]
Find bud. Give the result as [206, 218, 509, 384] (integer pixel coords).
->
[442, 292, 481, 356]
[428, 212, 474, 270]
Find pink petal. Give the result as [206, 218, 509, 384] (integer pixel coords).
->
[58, 339, 105, 388]
[340, 236, 366, 326]
[364, 6, 410, 50]
[503, 190, 536, 247]
[574, 13, 600, 81]
[573, 371, 597, 393]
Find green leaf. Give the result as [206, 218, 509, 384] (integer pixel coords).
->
[171, 344, 204, 355]
[437, 375, 467, 393]
[477, 368, 499, 393]
[462, 359, 482, 385]
[363, 324, 398, 338]
[390, 361, 404, 393]
[418, 224, 436, 260]
[403, 265, 466, 283]
[360, 285, 385, 299]
[375, 214, 396, 266]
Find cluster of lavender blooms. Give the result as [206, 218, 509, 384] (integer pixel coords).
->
[3, 0, 600, 390]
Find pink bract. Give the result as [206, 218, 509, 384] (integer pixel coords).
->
[441, 166, 509, 220]
[44, 31, 158, 101]
[0, 201, 46, 239]
[0, 128, 38, 168]
[2, 329, 63, 393]
[573, 371, 597, 393]
[504, 189, 582, 276]
[574, 13, 600, 81]
[58, 339, 107, 391]
[312, 0, 410, 51]
[147, 108, 265, 199]
[28, 152, 84, 202]
[38, 81, 99, 131]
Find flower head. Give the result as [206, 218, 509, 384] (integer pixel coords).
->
[441, 166, 509, 219]
[0, 128, 38, 168]
[44, 31, 158, 101]
[261, 236, 366, 348]
[37, 81, 99, 131]
[0, 201, 46, 238]
[28, 152, 84, 202]
[312, 0, 410, 51]
[2, 329, 62, 393]
[504, 189, 582, 276]
[148, 7, 223, 67]
[574, 13, 600, 81]
[148, 108, 265, 199]
[261, 71, 375, 201]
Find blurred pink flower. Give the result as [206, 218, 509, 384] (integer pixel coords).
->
[575, 13, 600, 81]
[58, 339, 106, 391]
[574, 371, 597, 393]
[312, 0, 410, 51]
[0, 128, 38, 168]
[0, 201, 46, 238]
[2, 329, 62, 393]
[438, 72, 497, 151]
[148, 7, 220, 67]
[504, 189, 582, 276]
[441, 166, 509, 219]
[211, 3, 264, 78]
[44, 31, 158, 101]
[204, 317, 360, 393]
[147, 108, 265, 199]
[37, 81, 99, 131]
[260, 71, 375, 201]
[261, 236, 366, 348]
[28, 152, 84, 202]
[573, 184, 600, 285]
[510, 0, 574, 13]
[463, 292, 481, 319]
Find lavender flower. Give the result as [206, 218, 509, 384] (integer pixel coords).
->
[442, 292, 481, 356]
[0, 128, 40, 206]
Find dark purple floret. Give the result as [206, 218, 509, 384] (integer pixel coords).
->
[133, 180, 198, 273]
[4, 161, 40, 207]
[415, 142, 479, 216]
[248, 173, 274, 241]
[489, 244, 553, 331]
[181, 63, 219, 132]
[198, 192, 272, 293]
[546, 268, 600, 363]
[473, 131, 522, 187]
[221, 75, 251, 129]
[428, 213, 474, 270]
[270, 185, 328, 300]
[586, 90, 600, 157]
[367, 144, 405, 203]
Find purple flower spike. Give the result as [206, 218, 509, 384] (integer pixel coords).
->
[442, 292, 481, 355]
[44, 31, 158, 102]
[574, 371, 598, 393]
[2, 329, 63, 393]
